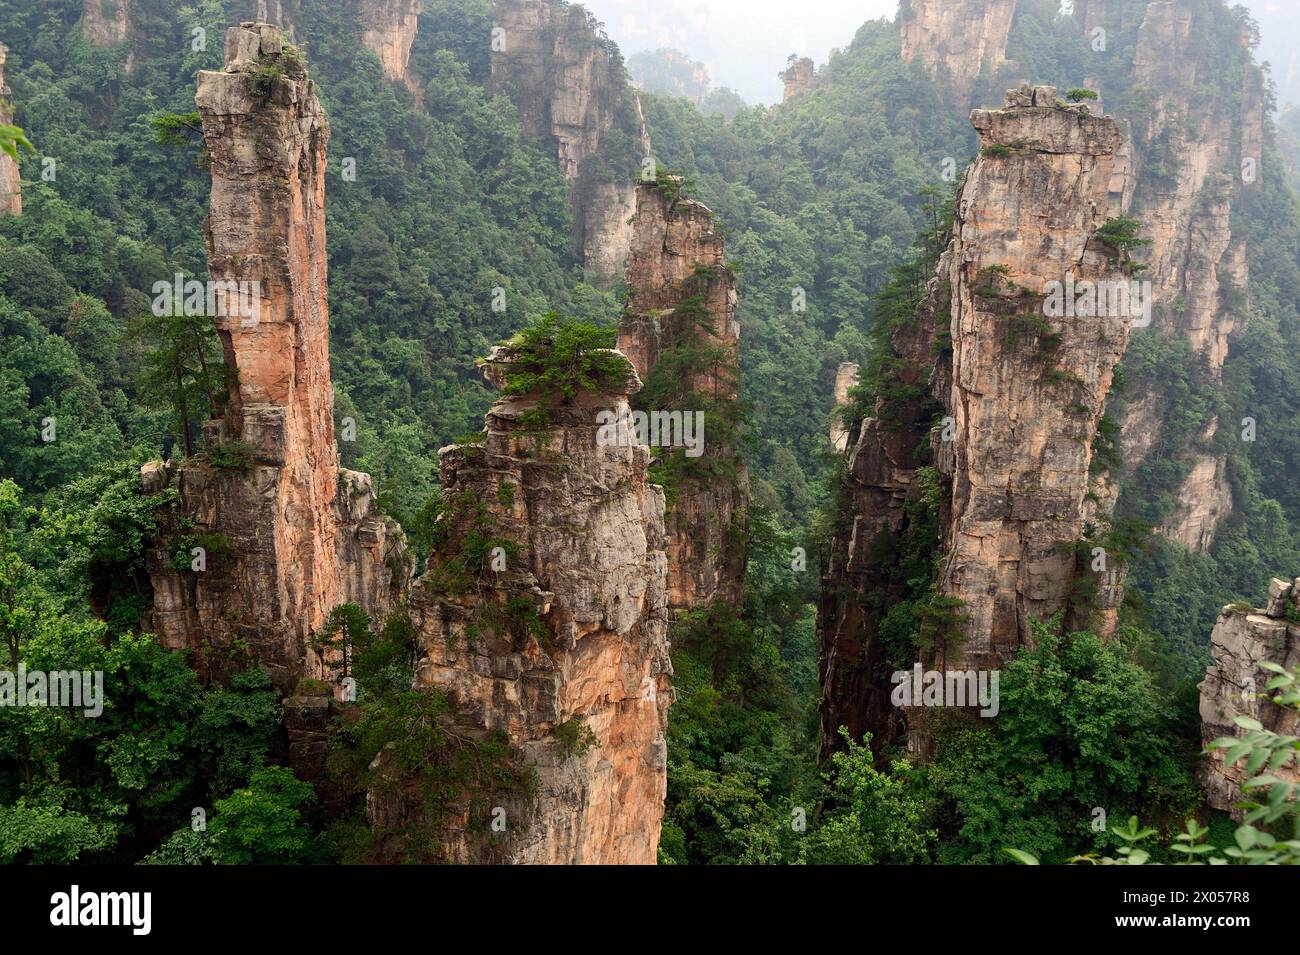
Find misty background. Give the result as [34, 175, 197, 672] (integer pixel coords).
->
[578, 0, 1298, 108]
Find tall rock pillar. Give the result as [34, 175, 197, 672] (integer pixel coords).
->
[898, 0, 1018, 104]
[359, 0, 422, 87]
[1199, 578, 1300, 816]
[82, 0, 130, 47]
[400, 344, 673, 864]
[938, 84, 1131, 668]
[818, 84, 1135, 754]
[490, 0, 650, 287]
[619, 178, 748, 614]
[143, 23, 406, 689]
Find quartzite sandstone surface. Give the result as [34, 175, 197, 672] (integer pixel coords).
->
[898, 0, 1018, 104]
[0, 44, 19, 217]
[490, 0, 650, 287]
[1199, 578, 1300, 816]
[398, 346, 673, 864]
[143, 23, 406, 690]
[619, 180, 748, 613]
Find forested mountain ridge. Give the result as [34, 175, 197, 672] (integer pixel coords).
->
[0, 0, 1296, 866]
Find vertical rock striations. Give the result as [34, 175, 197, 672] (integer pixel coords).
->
[1127, 0, 1256, 371]
[143, 23, 406, 690]
[0, 44, 20, 217]
[818, 85, 1134, 751]
[82, 0, 130, 47]
[1199, 578, 1300, 815]
[1074, 1, 1267, 554]
[619, 179, 748, 614]
[358, 0, 422, 87]
[401, 346, 672, 864]
[1072, 0, 1145, 35]
[898, 0, 1018, 104]
[490, 0, 650, 287]
[938, 84, 1131, 667]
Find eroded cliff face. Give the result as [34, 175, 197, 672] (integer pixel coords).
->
[82, 0, 129, 47]
[0, 45, 20, 217]
[818, 85, 1132, 750]
[619, 180, 748, 613]
[780, 56, 814, 101]
[939, 85, 1131, 667]
[1072, 0, 1145, 34]
[397, 347, 672, 864]
[818, 275, 943, 756]
[1199, 578, 1300, 816]
[1127, 1, 1256, 372]
[143, 24, 406, 690]
[359, 0, 421, 86]
[1079, 1, 1265, 553]
[490, 0, 650, 287]
[898, 0, 1018, 103]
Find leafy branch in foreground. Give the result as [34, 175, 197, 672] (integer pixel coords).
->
[0, 121, 33, 161]
[1006, 665, 1300, 865]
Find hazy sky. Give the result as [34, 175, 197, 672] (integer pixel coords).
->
[579, 0, 898, 103]
[577, 0, 1296, 106]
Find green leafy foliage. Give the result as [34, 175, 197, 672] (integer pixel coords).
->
[1095, 215, 1153, 254]
[1012, 665, 1300, 865]
[498, 312, 628, 407]
[0, 0, 1296, 869]
[917, 620, 1200, 865]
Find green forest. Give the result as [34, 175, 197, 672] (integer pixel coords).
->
[0, 0, 1297, 867]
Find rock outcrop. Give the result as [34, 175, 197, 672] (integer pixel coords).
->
[898, 0, 1018, 104]
[359, 0, 421, 87]
[818, 274, 944, 757]
[619, 179, 748, 614]
[1126, 1, 1256, 372]
[398, 345, 673, 864]
[490, 0, 650, 287]
[779, 56, 814, 101]
[1075, 1, 1266, 554]
[829, 361, 859, 452]
[0, 45, 20, 217]
[1199, 578, 1300, 815]
[82, 0, 129, 47]
[939, 85, 1131, 667]
[819, 85, 1133, 751]
[143, 24, 406, 691]
[628, 48, 711, 106]
[1072, 0, 1145, 35]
